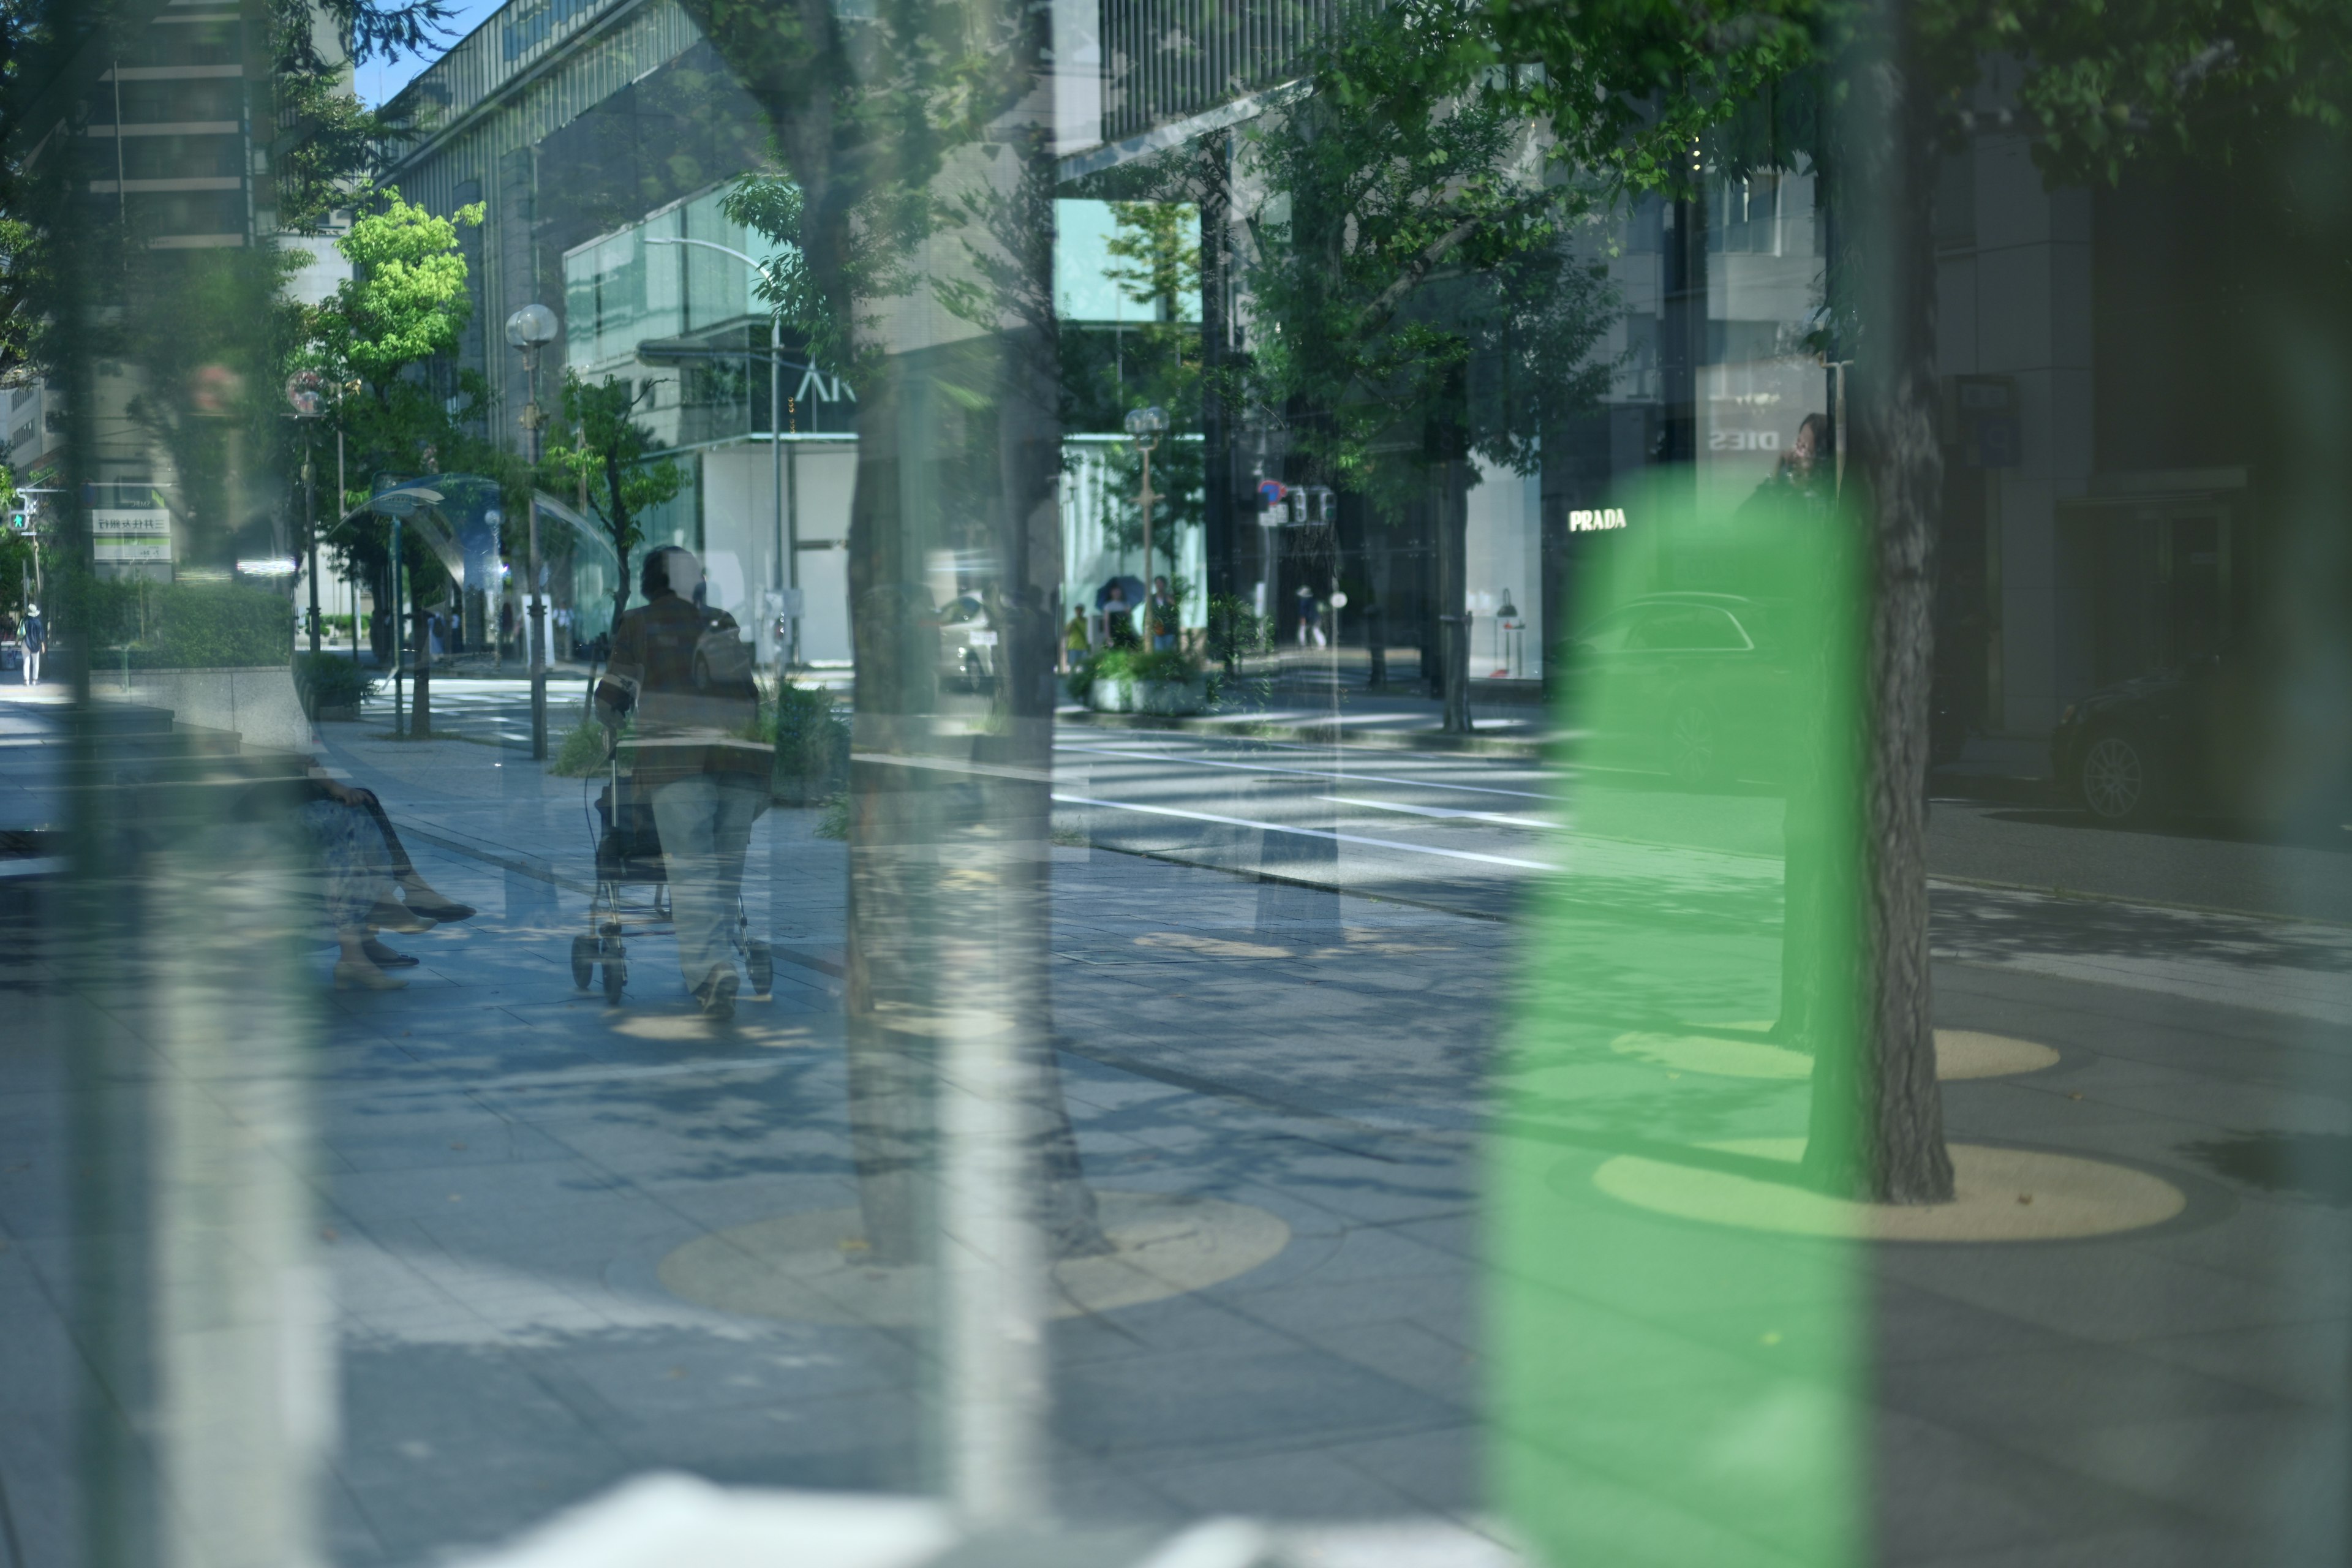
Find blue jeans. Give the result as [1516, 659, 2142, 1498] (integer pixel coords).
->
[652, 774, 766, 993]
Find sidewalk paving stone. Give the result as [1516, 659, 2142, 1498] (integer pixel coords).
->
[4, 693, 2348, 1564]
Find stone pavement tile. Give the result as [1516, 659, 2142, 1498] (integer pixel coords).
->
[403, 1193, 701, 1275]
[1873, 1409, 2193, 1566]
[326, 1113, 576, 1173]
[1461, 1430, 1811, 1568]
[1994, 1407, 2349, 1535]
[1373, 1208, 1479, 1262]
[2133, 1194, 2352, 1308]
[334, 1435, 636, 1566]
[1047, 1448, 1189, 1525]
[339, 1336, 620, 1461]
[323, 1153, 643, 1224]
[1215, 1216, 1464, 1295]
[542, 1115, 862, 1186]
[1875, 1342, 2288, 1441]
[1140, 1444, 1432, 1520]
[1936, 1080, 2182, 1144]
[1872, 1236, 2323, 1343]
[1898, 1525, 2234, 1568]
[627, 1170, 867, 1233]
[516, 1325, 916, 1424]
[1214, 1265, 1471, 1343]
[322, 1468, 393, 1566]
[1216, 1152, 1479, 1228]
[1868, 1278, 2087, 1366]
[1492, 1200, 1851, 1318]
[1049, 1296, 1305, 1368]
[1298, 1319, 1478, 1409]
[1319, 1423, 1483, 1519]
[2122, 1318, 2352, 1407]
[2079, 1072, 2352, 1137]
[1055, 1345, 1459, 1463]
[597, 1382, 925, 1491]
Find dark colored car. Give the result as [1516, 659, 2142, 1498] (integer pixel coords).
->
[2048, 651, 2346, 824]
[2051, 671, 2188, 823]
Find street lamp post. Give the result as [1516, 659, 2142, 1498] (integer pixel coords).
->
[644, 235, 795, 667]
[1123, 405, 1168, 619]
[507, 303, 560, 760]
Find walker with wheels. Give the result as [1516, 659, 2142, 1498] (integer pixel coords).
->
[571, 742, 772, 1004]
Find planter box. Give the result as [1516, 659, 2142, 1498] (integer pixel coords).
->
[1088, 675, 1208, 717]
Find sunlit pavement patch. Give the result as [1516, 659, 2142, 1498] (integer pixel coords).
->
[658, 1192, 1289, 1327]
[608, 1007, 823, 1048]
[1611, 1025, 2060, 1081]
[1585, 1138, 2185, 1242]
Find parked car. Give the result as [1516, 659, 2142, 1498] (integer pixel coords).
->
[1568, 590, 1972, 790]
[2051, 648, 2352, 826]
[1566, 592, 1792, 788]
[937, 593, 998, 686]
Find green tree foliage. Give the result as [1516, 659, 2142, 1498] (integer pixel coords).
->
[286, 192, 486, 645]
[718, 171, 933, 393]
[307, 194, 484, 386]
[1092, 202, 1205, 582]
[540, 371, 685, 635]
[268, 0, 398, 233]
[1234, 0, 1616, 499]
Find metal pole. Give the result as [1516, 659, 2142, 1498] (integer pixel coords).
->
[303, 435, 322, 663]
[771, 317, 786, 669]
[339, 423, 356, 663]
[390, 516, 405, 737]
[786, 402, 801, 669]
[1139, 440, 1155, 590]
[524, 345, 549, 760]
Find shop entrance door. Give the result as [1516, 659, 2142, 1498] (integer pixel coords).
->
[2058, 490, 2245, 694]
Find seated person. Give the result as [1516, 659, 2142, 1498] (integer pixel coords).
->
[595, 546, 767, 1019]
[298, 766, 475, 990]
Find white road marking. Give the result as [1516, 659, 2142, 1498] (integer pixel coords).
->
[1052, 792, 1557, 872]
[1052, 742, 1559, 800]
[1323, 796, 1557, 831]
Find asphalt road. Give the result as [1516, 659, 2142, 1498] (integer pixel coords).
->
[1052, 726, 2352, 927]
[350, 679, 2352, 927]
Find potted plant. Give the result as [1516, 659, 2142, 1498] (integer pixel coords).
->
[1069, 646, 1210, 716]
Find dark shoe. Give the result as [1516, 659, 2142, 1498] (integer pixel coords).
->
[368, 899, 436, 935]
[361, 939, 418, 968]
[693, 965, 739, 1022]
[399, 887, 475, 923]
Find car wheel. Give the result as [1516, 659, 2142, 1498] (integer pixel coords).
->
[2079, 733, 2155, 823]
[1665, 703, 1725, 790]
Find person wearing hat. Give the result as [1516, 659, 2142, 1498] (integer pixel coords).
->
[18, 603, 41, 686]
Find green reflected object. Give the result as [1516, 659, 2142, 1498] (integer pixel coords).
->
[1490, 469, 1866, 1567]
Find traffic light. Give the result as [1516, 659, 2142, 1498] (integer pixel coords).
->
[5, 508, 28, 533]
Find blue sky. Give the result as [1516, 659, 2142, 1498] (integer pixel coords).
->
[356, 0, 505, 107]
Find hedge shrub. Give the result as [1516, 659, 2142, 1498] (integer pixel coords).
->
[295, 652, 379, 710]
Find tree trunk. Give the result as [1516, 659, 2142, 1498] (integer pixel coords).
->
[1437, 457, 1472, 733]
[409, 601, 432, 739]
[607, 451, 633, 643]
[1803, 0, 1954, 1204]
